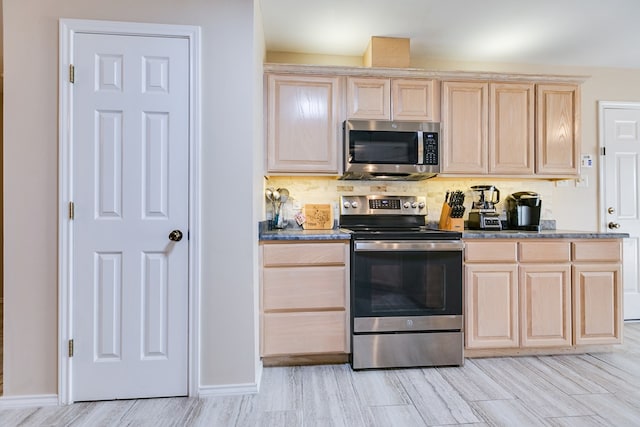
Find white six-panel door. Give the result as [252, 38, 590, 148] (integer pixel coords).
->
[600, 102, 640, 320]
[72, 32, 190, 401]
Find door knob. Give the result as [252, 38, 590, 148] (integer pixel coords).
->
[608, 222, 621, 229]
[607, 207, 615, 214]
[168, 230, 183, 242]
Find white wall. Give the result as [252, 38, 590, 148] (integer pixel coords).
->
[3, 0, 262, 395]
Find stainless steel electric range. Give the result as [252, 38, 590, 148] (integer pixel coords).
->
[340, 195, 464, 370]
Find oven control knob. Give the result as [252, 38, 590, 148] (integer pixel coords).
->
[411, 202, 418, 208]
[343, 201, 351, 208]
[351, 201, 358, 208]
[418, 202, 425, 209]
[403, 202, 410, 209]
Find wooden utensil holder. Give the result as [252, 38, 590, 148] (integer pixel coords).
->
[439, 202, 464, 231]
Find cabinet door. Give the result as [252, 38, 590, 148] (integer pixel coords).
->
[465, 264, 519, 348]
[535, 84, 580, 175]
[489, 83, 535, 174]
[347, 77, 390, 120]
[391, 79, 440, 121]
[266, 74, 342, 173]
[573, 263, 622, 345]
[441, 81, 489, 174]
[520, 264, 572, 347]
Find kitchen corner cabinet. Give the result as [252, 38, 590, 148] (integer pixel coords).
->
[535, 84, 581, 175]
[346, 77, 440, 121]
[441, 81, 534, 175]
[464, 239, 622, 356]
[266, 74, 342, 174]
[260, 241, 350, 357]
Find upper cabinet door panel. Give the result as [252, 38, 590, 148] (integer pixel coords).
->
[441, 81, 489, 174]
[347, 77, 440, 121]
[392, 79, 440, 122]
[347, 77, 390, 120]
[536, 84, 581, 175]
[266, 74, 342, 174]
[489, 83, 535, 174]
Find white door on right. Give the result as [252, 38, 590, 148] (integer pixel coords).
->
[601, 102, 640, 320]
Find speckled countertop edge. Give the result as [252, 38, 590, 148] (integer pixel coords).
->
[258, 221, 628, 241]
[259, 221, 352, 241]
[461, 230, 629, 239]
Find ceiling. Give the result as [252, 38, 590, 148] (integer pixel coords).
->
[261, 0, 640, 69]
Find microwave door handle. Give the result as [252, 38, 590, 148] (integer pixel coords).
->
[417, 131, 424, 164]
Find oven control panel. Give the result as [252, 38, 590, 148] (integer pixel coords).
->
[341, 195, 426, 215]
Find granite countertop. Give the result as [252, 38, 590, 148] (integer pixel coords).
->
[259, 222, 628, 241]
[461, 229, 629, 239]
[259, 222, 352, 241]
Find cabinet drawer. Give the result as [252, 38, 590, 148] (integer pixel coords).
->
[465, 241, 517, 262]
[262, 311, 347, 356]
[263, 242, 346, 266]
[573, 240, 622, 262]
[519, 241, 571, 263]
[263, 266, 346, 310]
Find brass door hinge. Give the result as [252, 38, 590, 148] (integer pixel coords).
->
[69, 201, 75, 220]
[68, 339, 74, 357]
[69, 64, 75, 84]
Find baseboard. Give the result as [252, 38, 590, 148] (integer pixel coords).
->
[0, 394, 59, 409]
[198, 362, 263, 397]
[198, 382, 259, 397]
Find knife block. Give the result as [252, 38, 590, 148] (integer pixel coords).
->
[439, 202, 464, 231]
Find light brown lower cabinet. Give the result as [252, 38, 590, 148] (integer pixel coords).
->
[465, 263, 519, 349]
[519, 264, 572, 347]
[465, 239, 622, 355]
[260, 241, 350, 357]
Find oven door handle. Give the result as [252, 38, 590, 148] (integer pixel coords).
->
[353, 240, 465, 252]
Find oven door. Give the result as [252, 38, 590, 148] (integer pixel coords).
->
[351, 240, 464, 319]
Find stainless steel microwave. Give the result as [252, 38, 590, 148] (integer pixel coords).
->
[341, 120, 440, 181]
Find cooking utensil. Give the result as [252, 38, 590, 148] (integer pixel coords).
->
[277, 188, 289, 203]
[272, 188, 290, 229]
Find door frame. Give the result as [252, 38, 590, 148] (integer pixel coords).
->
[58, 19, 201, 405]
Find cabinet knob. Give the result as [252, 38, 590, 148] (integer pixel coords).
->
[607, 207, 615, 214]
[608, 222, 621, 229]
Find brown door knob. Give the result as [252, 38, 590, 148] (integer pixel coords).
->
[169, 230, 183, 242]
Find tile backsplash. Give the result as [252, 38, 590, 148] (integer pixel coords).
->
[264, 176, 555, 225]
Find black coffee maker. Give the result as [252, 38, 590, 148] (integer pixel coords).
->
[505, 192, 542, 231]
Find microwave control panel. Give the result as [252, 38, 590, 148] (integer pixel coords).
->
[423, 133, 439, 166]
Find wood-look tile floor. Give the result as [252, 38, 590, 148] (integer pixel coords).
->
[3, 322, 640, 427]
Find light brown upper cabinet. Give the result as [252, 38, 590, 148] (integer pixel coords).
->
[490, 83, 535, 174]
[442, 81, 534, 175]
[441, 81, 489, 174]
[535, 84, 581, 175]
[347, 77, 440, 121]
[266, 73, 342, 174]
